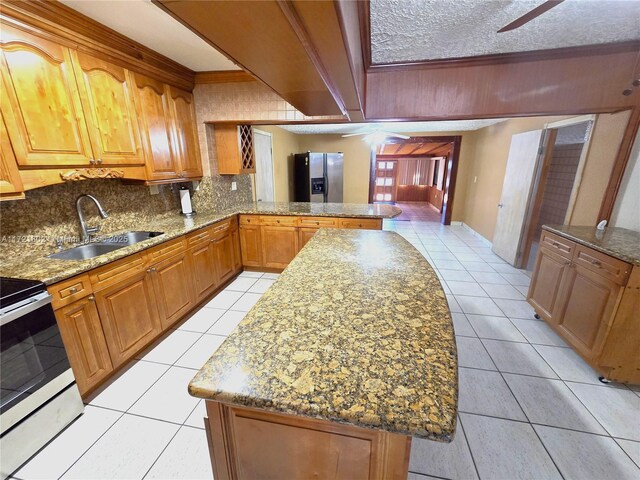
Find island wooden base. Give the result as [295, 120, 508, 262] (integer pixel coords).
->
[203, 400, 412, 480]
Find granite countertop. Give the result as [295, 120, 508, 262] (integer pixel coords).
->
[543, 225, 640, 266]
[0, 202, 401, 285]
[188, 229, 458, 442]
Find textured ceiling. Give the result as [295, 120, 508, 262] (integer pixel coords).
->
[370, 0, 640, 64]
[278, 119, 506, 135]
[60, 0, 239, 71]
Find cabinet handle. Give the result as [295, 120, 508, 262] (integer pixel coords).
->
[552, 241, 560, 247]
[69, 287, 78, 294]
[591, 260, 602, 267]
[97, 158, 103, 165]
[87, 295, 95, 302]
[315, 222, 319, 225]
[276, 220, 280, 223]
[89, 159, 95, 165]
[147, 267, 157, 273]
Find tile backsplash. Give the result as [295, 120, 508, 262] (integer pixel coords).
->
[0, 175, 252, 245]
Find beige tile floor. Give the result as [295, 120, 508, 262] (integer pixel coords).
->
[10, 216, 640, 480]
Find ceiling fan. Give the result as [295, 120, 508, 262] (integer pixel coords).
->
[497, 0, 564, 33]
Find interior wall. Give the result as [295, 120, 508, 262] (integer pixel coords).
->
[569, 109, 631, 225]
[610, 128, 640, 232]
[254, 126, 300, 202]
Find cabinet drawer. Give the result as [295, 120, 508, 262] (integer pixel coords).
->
[573, 245, 631, 286]
[89, 253, 147, 291]
[210, 218, 233, 240]
[540, 230, 575, 259]
[48, 274, 93, 310]
[338, 218, 382, 230]
[239, 215, 260, 226]
[260, 215, 298, 227]
[299, 216, 338, 228]
[186, 226, 211, 247]
[145, 236, 186, 265]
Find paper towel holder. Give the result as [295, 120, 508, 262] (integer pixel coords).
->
[179, 185, 197, 218]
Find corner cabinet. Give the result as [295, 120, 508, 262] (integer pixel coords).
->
[0, 112, 24, 199]
[528, 230, 638, 383]
[215, 124, 256, 175]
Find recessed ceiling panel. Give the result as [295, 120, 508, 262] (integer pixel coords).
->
[278, 119, 506, 135]
[370, 0, 640, 64]
[60, 0, 240, 71]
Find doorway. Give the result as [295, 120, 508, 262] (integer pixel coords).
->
[253, 129, 275, 202]
[368, 136, 462, 225]
[491, 116, 594, 268]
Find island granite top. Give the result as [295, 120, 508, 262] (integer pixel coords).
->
[0, 202, 401, 285]
[543, 225, 640, 266]
[188, 229, 458, 442]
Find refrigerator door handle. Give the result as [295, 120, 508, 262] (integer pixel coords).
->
[324, 155, 328, 203]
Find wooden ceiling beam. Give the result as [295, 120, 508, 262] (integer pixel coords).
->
[154, 0, 365, 119]
[195, 71, 256, 84]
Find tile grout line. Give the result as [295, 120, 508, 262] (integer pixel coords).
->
[456, 414, 482, 480]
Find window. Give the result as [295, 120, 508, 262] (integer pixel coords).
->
[385, 178, 393, 186]
[376, 177, 385, 186]
[384, 193, 392, 201]
[376, 193, 384, 201]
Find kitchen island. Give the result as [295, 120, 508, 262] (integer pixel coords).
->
[189, 229, 458, 479]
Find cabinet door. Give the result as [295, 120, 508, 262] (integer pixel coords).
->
[151, 252, 196, 329]
[0, 25, 94, 166]
[0, 112, 23, 197]
[95, 271, 162, 367]
[261, 226, 298, 269]
[130, 72, 179, 181]
[298, 228, 318, 250]
[231, 227, 242, 272]
[55, 296, 113, 396]
[239, 225, 263, 267]
[556, 264, 623, 359]
[71, 51, 144, 165]
[189, 242, 219, 302]
[167, 86, 202, 179]
[212, 234, 236, 285]
[527, 246, 572, 324]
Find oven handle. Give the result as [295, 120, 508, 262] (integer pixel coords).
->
[0, 292, 53, 326]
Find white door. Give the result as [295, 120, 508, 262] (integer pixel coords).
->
[253, 129, 275, 202]
[492, 130, 545, 265]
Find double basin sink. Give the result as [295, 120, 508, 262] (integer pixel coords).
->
[48, 231, 164, 261]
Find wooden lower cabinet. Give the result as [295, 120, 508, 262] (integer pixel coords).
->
[231, 227, 242, 271]
[555, 263, 623, 360]
[261, 226, 298, 269]
[54, 296, 113, 396]
[299, 227, 318, 249]
[527, 246, 572, 324]
[212, 233, 236, 285]
[528, 230, 637, 383]
[150, 251, 196, 329]
[239, 224, 262, 267]
[94, 270, 162, 368]
[189, 240, 219, 302]
[204, 401, 411, 480]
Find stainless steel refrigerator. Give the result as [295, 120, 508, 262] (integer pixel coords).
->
[293, 152, 343, 203]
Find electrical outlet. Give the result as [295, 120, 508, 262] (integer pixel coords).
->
[231, 181, 237, 191]
[473, 176, 478, 184]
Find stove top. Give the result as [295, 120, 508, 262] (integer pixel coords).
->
[0, 277, 46, 308]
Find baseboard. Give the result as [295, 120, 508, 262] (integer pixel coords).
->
[460, 223, 493, 247]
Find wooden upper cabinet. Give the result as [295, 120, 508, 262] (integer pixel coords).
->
[0, 25, 94, 166]
[130, 72, 180, 181]
[167, 86, 202, 179]
[70, 51, 144, 165]
[215, 124, 256, 175]
[0, 112, 24, 198]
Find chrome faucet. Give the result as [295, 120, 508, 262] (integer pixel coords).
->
[76, 194, 109, 242]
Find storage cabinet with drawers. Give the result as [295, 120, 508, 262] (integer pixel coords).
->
[528, 229, 638, 383]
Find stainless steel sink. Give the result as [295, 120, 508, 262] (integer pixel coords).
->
[47, 231, 164, 260]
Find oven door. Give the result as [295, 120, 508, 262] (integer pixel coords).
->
[0, 292, 72, 433]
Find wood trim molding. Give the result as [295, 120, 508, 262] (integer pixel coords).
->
[368, 40, 640, 72]
[358, 0, 372, 70]
[194, 71, 256, 84]
[441, 136, 463, 225]
[598, 107, 640, 222]
[0, 0, 195, 90]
